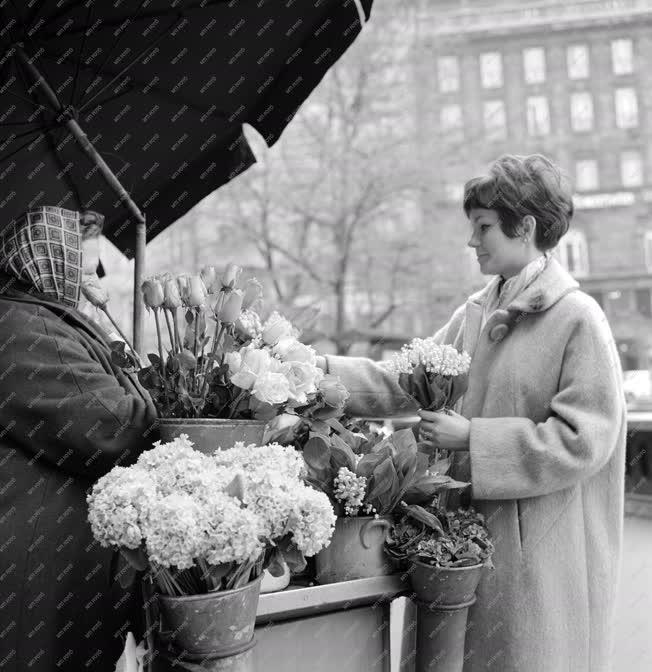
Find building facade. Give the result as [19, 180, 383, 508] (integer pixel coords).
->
[414, 0, 652, 369]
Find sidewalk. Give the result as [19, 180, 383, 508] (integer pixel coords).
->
[613, 513, 652, 672]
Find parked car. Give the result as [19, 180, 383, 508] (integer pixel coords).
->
[623, 370, 652, 404]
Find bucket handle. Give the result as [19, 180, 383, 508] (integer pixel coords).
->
[359, 518, 391, 549]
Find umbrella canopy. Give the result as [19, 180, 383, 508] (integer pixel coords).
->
[0, 0, 372, 257]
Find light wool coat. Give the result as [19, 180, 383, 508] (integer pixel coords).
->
[326, 259, 626, 672]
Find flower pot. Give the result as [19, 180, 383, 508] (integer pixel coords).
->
[155, 574, 262, 662]
[410, 559, 484, 606]
[315, 516, 393, 584]
[409, 561, 485, 672]
[158, 418, 267, 454]
[260, 560, 291, 593]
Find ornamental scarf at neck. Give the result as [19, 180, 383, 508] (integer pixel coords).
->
[0, 206, 83, 308]
[481, 253, 550, 330]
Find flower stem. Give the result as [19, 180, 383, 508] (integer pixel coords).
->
[228, 389, 248, 419]
[199, 320, 224, 404]
[171, 309, 182, 353]
[163, 309, 176, 354]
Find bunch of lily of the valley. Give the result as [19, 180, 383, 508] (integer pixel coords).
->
[127, 263, 342, 422]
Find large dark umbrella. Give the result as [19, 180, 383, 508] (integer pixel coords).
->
[0, 0, 372, 349]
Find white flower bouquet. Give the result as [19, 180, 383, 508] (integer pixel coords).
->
[120, 262, 329, 422]
[87, 435, 336, 596]
[386, 338, 471, 412]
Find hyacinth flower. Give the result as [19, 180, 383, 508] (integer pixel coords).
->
[386, 339, 472, 413]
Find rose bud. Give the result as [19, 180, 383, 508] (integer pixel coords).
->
[319, 375, 350, 408]
[141, 277, 164, 309]
[81, 275, 109, 308]
[200, 265, 218, 294]
[163, 278, 182, 309]
[217, 289, 243, 323]
[241, 278, 263, 310]
[187, 275, 208, 307]
[261, 314, 293, 346]
[176, 273, 191, 305]
[220, 262, 242, 289]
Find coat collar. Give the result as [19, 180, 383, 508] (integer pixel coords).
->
[467, 257, 579, 315]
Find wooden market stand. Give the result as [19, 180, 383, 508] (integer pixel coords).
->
[253, 576, 416, 672]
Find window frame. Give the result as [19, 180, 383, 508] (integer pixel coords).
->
[480, 51, 503, 89]
[523, 47, 546, 84]
[437, 55, 460, 93]
[567, 44, 590, 80]
[620, 150, 644, 188]
[570, 91, 594, 132]
[526, 95, 551, 137]
[557, 230, 590, 278]
[614, 87, 639, 129]
[575, 159, 599, 192]
[611, 38, 634, 75]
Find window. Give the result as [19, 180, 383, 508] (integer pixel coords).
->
[526, 96, 550, 136]
[523, 48, 546, 84]
[614, 88, 639, 128]
[575, 159, 599, 191]
[483, 100, 507, 140]
[480, 52, 503, 89]
[611, 39, 634, 75]
[635, 289, 652, 318]
[570, 92, 594, 132]
[620, 150, 643, 187]
[644, 232, 652, 271]
[558, 230, 589, 277]
[567, 45, 589, 79]
[437, 56, 460, 93]
[440, 104, 463, 137]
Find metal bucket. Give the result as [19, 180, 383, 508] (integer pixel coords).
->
[156, 574, 262, 659]
[315, 516, 393, 584]
[157, 418, 267, 453]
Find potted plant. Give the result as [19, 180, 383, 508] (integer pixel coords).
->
[114, 262, 328, 452]
[386, 504, 494, 672]
[292, 417, 468, 584]
[87, 435, 335, 669]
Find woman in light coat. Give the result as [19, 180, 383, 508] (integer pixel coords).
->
[319, 155, 626, 672]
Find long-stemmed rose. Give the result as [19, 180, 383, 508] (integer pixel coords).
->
[162, 276, 182, 353]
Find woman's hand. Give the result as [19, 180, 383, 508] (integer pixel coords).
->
[417, 409, 471, 451]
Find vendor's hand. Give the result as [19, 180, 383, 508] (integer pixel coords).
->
[417, 409, 470, 451]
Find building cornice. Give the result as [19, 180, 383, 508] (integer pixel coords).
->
[423, 0, 652, 37]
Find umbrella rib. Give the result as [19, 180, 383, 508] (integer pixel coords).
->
[76, 14, 184, 114]
[68, 4, 93, 110]
[88, 0, 149, 96]
[0, 129, 53, 163]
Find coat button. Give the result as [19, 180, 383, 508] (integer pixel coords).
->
[489, 324, 509, 342]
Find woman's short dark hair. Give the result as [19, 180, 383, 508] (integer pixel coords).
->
[79, 210, 105, 241]
[463, 154, 573, 251]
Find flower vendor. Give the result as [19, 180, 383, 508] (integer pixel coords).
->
[0, 207, 158, 672]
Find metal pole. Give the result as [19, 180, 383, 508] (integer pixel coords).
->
[15, 44, 146, 352]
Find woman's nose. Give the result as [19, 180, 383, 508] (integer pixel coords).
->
[468, 235, 479, 248]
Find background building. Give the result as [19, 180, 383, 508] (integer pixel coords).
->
[415, 0, 652, 370]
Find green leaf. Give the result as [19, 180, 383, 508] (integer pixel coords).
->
[304, 435, 331, 470]
[403, 504, 445, 534]
[366, 458, 399, 515]
[185, 309, 194, 324]
[355, 449, 389, 479]
[329, 435, 357, 472]
[265, 548, 286, 578]
[277, 536, 307, 573]
[178, 349, 197, 371]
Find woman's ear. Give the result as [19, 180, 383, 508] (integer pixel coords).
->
[520, 215, 536, 243]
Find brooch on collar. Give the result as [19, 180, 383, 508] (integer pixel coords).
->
[529, 292, 546, 312]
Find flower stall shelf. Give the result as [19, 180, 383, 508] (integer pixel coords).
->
[88, 436, 335, 672]
[386, 505, 494, 672]
[122, 263, 327, 453]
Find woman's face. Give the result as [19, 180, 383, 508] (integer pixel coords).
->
[467, 208, 534, 278]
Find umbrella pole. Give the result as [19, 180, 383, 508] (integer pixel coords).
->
[15, 44, 146, 352]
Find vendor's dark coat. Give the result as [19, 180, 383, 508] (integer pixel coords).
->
[0, 280, 158, 672]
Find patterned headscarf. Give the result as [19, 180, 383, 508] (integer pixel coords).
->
[0, 206, 83, 308]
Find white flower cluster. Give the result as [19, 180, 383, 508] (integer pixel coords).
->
[224, 315, 324, 407]
[214, 442, 335, 555]
[88, 436, 336, 572]
[88, 435, 262, 570]
[387, 339, 471, 377]
[333, 467, 373, 517]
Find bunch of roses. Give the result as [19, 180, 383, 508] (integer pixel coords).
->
[225, 312, 325, 408]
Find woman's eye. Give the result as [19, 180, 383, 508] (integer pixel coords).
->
[480, 224, 490, 232]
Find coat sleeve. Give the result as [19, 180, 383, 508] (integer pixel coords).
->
[324, 306, 465, 418]
[0, 309, 158, 479]
[468, 304, 626, 499]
